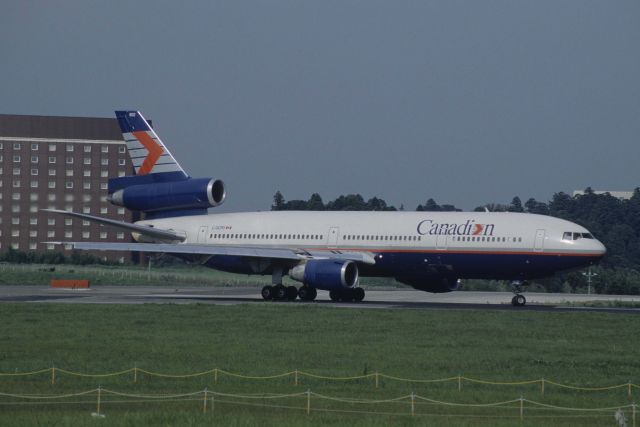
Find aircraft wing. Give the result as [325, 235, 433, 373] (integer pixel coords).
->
[49, 242, 377, 265]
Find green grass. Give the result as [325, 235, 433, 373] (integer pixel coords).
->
[0, 303, 638, 426]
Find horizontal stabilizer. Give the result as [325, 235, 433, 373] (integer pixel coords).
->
[41, 209, 186, 242]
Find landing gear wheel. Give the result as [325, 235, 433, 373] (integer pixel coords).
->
[353, 287, 365, 302]
[286, 286, 298, 301]
[329, 290, 340, 302]
[261, 285, 274, 301]
[515, 294, 526, 306]
[273, 284, 287, 300]
[307, 287, 317, 301]
[342, 290, 355, 302]
[297, 286, 314, 301]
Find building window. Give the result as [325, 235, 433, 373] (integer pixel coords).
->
[83, 207, 90, 213]
[30, 169, 38, 175]
[46, 244, 54, 250]
[12, 168, 20, 175]
[82, 231, 90, 239]
[48, 218, 55, 226]
[48, 194, 56, 201]
[83, 170, 91, 177]
[100, 183, 108, 190]
[83, 220, 90, 226]
[13, 143, 21, 150]
[66, 169, 73, 177]
[64, 231, 72, 238]
[64, 194, 74, 202]
[29, 230, 37, 237]
[49, 144, 56, 151]
[11, 217, 19, 224]
[118, 146, 126, 153]
[11, 230, 19, 237]
[31, 143, 39, 150]
[101, 146, 109, 153]
[83, 182, 91, 190]
[101, 158, 109, 166]
[65, 182, 73, 189]
[118, 171, 125, 177]
[48, 181, 55, 189]
[47, 231, 55, 238]
[12, 192, 20, 200]
[65, 218, 72, 226]
[66, 157, 73, 164]
[29, 205, 37, 213]
[118, 159, 126, 166]
[101, 170, 108, 177]
[84, 158, 91, 165]
[11, 243, 19, 250]
[48, 169, 56, 176]
[66, 144, 74, 152]
[30, 181, 38, 188]
[48, 156, 56, 164]
[30, 218, 37, 225]
[117, 232, 125, 240]
[12, 180, 20, 188]
[31, 155, 38, 163]
[100, 207, 108, 214]
[29, 243, 37, 250]
[100, 232, 107, 239]
[13, 155, 20, 163]
[84, 145, 91, 153]
[83, 194, 91, 202]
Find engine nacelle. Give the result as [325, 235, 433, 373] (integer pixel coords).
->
[290, 259, 359, 291]
[109, 178, 225, 213]
[395, 276, 460, 293]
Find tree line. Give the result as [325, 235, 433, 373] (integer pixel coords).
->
[271, 188, 640, 295]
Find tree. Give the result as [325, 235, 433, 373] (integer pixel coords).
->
[508, 196, 524, 212]
[271, 191, 285, 211]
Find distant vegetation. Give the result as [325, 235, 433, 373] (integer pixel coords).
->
[272, 188, 640, 295]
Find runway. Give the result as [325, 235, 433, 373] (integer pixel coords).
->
[0, 285, 639, 313]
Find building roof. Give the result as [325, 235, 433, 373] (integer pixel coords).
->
[0, 114, 122, 140]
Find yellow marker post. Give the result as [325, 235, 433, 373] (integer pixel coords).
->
[541, 378, 545, 395]
[375, 372, 379, 389]
[96, 386, 102, 415]
[294, 370, 298, 386]
[458, 375, 462, 392]
[214, 368, 218, 384]
[51, 367, 55, 385]
[203, 388, 208, 413]
[134, 366, 137, 383]
[630, 382, 633, 399]
[306, 390, 311, 415]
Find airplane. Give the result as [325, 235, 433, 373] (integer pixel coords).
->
[45, 110, 606, 306]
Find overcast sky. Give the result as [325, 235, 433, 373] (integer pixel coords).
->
[1, 1, 638, 212]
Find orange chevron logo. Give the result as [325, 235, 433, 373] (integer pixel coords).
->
[132, 131, 164, 175]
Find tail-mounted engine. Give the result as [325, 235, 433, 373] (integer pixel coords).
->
[108, 176, 225, 214]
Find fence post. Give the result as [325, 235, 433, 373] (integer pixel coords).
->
[306, 390, 311, 415]
[519, 396, 524, 421]
[411, 392, 415, 416]
[214, 368, 218, 384]
[629, 381, 633, 399]
[458, 375, 462, 392]
[294, 370, 298, 386]
[134, 365, 137, 383]
[97, 386, 102, 415]
[51, 366, 56, 385]
[211, 395, 215, 414]
[541, 378, 545, 395]
[203, 388, 208, 413]
[375, 372, 379, 389]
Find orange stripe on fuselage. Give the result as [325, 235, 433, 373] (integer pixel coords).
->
[309, 247, 600, 257]
[132, 131, 164, 175]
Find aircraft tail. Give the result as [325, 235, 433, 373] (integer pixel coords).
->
[115, 110, 188, 178]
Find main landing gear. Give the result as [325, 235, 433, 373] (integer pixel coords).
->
[261, 284, 317, 301]
[510, 280, 529, 307]
[329, 288, 365, 303]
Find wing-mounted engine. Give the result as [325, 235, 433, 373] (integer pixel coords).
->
[395, 275, 460, 293]
[289, 259, 359, 291]
[109, 176, 225, 214]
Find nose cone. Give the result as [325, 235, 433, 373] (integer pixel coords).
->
[592, 239, 607, 262]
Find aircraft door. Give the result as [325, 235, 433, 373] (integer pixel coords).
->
[534, 229, 545, 252]
[328, 227, 339, 247]
[436, 234, 448, 250]
[197, 226, 209, 243]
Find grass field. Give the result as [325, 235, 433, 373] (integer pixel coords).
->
[0, 303, 638, 426]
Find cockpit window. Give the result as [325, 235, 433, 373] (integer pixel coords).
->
[563, 232, 594, 241]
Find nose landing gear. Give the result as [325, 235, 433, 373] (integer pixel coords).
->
[510, 280, 529, 307]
